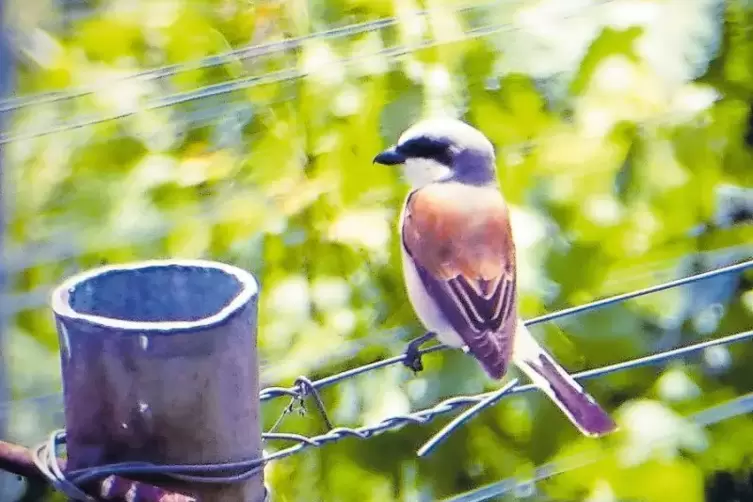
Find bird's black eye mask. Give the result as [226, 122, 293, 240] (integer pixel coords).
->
[396, 136, 453, 166]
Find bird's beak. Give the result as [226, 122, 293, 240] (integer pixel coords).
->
[373, 146, 406, 166]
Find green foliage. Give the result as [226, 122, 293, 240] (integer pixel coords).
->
[3, 0, 753, 501]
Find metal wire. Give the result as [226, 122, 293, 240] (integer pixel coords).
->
[0, 0, 619, 145]
[0, 0, 512, 113]
[5, 256, 750, 422]
[3, 1, 747, 498]
[524, 259, 751, 328]
[418, 377, 520, 457]
[443, 391, 753, 502]
[33, 326, 753, 491]
[26, 258, 753, 499]
[602, 244, 753, 291]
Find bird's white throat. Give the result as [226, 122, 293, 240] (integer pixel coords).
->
[401, 158, 453, 189]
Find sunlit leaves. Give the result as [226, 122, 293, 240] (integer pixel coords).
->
[76, 18, 143, 63]
[721, 0, 753, 92]
[570, 27, 644, 97]
[3, 0, 753, 501]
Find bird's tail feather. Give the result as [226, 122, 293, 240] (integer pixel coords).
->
[513, 320, 617, 437]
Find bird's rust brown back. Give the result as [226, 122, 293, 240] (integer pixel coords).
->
[402, 182, 516, 289]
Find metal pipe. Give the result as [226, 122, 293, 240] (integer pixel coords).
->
[51, 259, 267, 502]
[0, 2, 16, 498]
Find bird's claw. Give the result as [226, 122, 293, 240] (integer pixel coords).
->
[403, 346, 424, 374]
[402, 332, 435, 374]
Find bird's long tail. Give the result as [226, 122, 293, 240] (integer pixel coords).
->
[512, 320, 617, 437]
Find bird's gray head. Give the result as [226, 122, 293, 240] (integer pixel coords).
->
[373, 118, 496, 188]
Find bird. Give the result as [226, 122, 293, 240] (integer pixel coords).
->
[373, 117, 617, 437]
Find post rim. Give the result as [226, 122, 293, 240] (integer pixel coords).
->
[51, 259, 259, 333]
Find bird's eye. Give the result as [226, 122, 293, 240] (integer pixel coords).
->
[397, 137, 453, 166]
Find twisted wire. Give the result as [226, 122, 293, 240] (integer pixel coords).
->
[27, 258, 753, 499]
[6, 256, 750, 423]
[4, 2, 746, 500]
[33, 327, 753, 492]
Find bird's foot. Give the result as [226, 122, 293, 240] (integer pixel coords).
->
[404, 345, 424, 373]
[402, 332, 436, 374]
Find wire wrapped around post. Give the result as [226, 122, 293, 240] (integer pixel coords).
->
[50, 259, 268, 502]
[1, 259, 750, 495]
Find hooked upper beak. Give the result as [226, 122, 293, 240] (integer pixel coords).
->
[373, 146, 406, 166]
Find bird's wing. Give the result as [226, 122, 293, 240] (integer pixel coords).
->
[402, 183, 517, 379]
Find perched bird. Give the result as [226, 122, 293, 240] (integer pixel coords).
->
[373, 117, 617, 437]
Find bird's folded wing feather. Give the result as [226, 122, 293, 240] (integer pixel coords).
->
[401, 183, 517, 379]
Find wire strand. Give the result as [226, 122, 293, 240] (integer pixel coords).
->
[0, 0, 514, 113]
[35, 326, 753, 489]
[0, 0, 619, 144]
[525, 259, 752, 328]
[4, 256, 750, 421]
[442, 391, 753, 501]
[20, 258, 753, 498]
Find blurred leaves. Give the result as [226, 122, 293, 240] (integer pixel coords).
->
[2, 0, 753, 501]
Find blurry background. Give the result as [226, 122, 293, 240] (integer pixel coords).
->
[0, 0, 752, 500]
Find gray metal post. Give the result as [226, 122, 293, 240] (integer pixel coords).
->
[0, 3, 15, 499]
[51, 259, 267, 502]
[0, 0, 11, 461]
